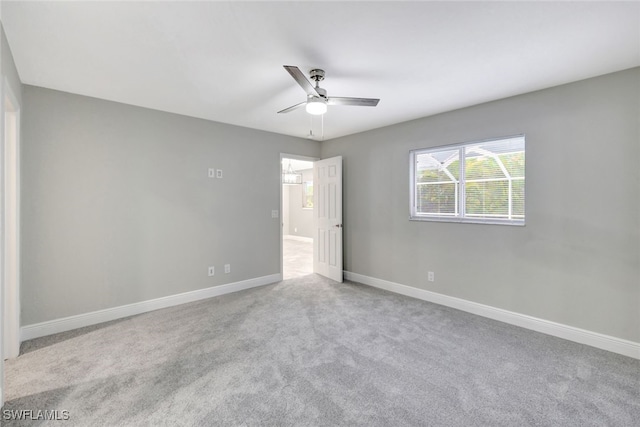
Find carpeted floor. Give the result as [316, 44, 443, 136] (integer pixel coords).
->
[3, 275, 639, 426]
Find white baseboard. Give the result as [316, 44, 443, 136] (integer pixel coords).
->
[344, 271, 640, 360]
[21, 273, 282, 342]
[284, 235, 313, 243]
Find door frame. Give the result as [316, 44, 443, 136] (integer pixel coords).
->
[3, 78, 21, 362]
[279, 153, 318, 279]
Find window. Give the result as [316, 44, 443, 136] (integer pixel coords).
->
[303, 181, 313, 208]
[410, 135, 525, 225]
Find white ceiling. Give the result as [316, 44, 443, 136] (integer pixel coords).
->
[3, 1, 639, 141]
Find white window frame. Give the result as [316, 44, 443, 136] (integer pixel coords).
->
[302, 180, 313, 209]
[410, 135, 525, 226]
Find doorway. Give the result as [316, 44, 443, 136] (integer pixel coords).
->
[281, 156, 315, 280]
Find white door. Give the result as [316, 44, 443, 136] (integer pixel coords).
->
[313, 156, 343, 282]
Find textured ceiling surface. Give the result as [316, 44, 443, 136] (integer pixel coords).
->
[3, 1, 639, 140]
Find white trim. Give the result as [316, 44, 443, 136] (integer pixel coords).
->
[283, 234, 313, 243]
[3, 78, 20, 359]
[21, 273, 282, 341]
[344, 271, 640, 360]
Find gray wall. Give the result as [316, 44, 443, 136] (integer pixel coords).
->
[322, 68, 640, 342]
[1, 24, 22, 107]
[21, 86, 320, 325]
[286, 168, 313, 239]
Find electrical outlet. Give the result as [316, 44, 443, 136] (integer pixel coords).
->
[271, 210, 279, 218]
[428, 271, 435, 282]
[208, 168, 215, 178]
[224, 264, 231, 274]
[208, 266, 215, 276]
[216, 169, 223, 179]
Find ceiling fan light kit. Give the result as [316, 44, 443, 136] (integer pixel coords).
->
[306, 97, 327, 115]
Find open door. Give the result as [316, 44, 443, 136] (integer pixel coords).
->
[313, 156, 343, 282]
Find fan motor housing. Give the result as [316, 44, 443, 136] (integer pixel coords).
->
[309, 69, 325, 82]
[311, 87, 327, 98]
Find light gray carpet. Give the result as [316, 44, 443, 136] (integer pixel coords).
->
[3, 275, 639, 426]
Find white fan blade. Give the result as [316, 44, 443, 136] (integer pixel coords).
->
[277, 101, 306, 114]
[284, 65, 320, 97]
[328, 97, 379, 107]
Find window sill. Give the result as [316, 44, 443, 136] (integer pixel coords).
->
[409, 215, 525, 226]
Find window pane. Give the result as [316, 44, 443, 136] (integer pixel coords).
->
[512, 179, 525, 218]
[416, 149, 459, 183]
[465, 180, 509, 218]
[463, 137, 525, 220]
[465, 152, 505, 180]
[417, 182, 457, 215]
[500, 152, 525, 178]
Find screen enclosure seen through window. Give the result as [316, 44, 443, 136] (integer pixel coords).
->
[410, 135, 525, 225]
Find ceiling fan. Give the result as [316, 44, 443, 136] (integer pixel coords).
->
[277, 65, 380, 115]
